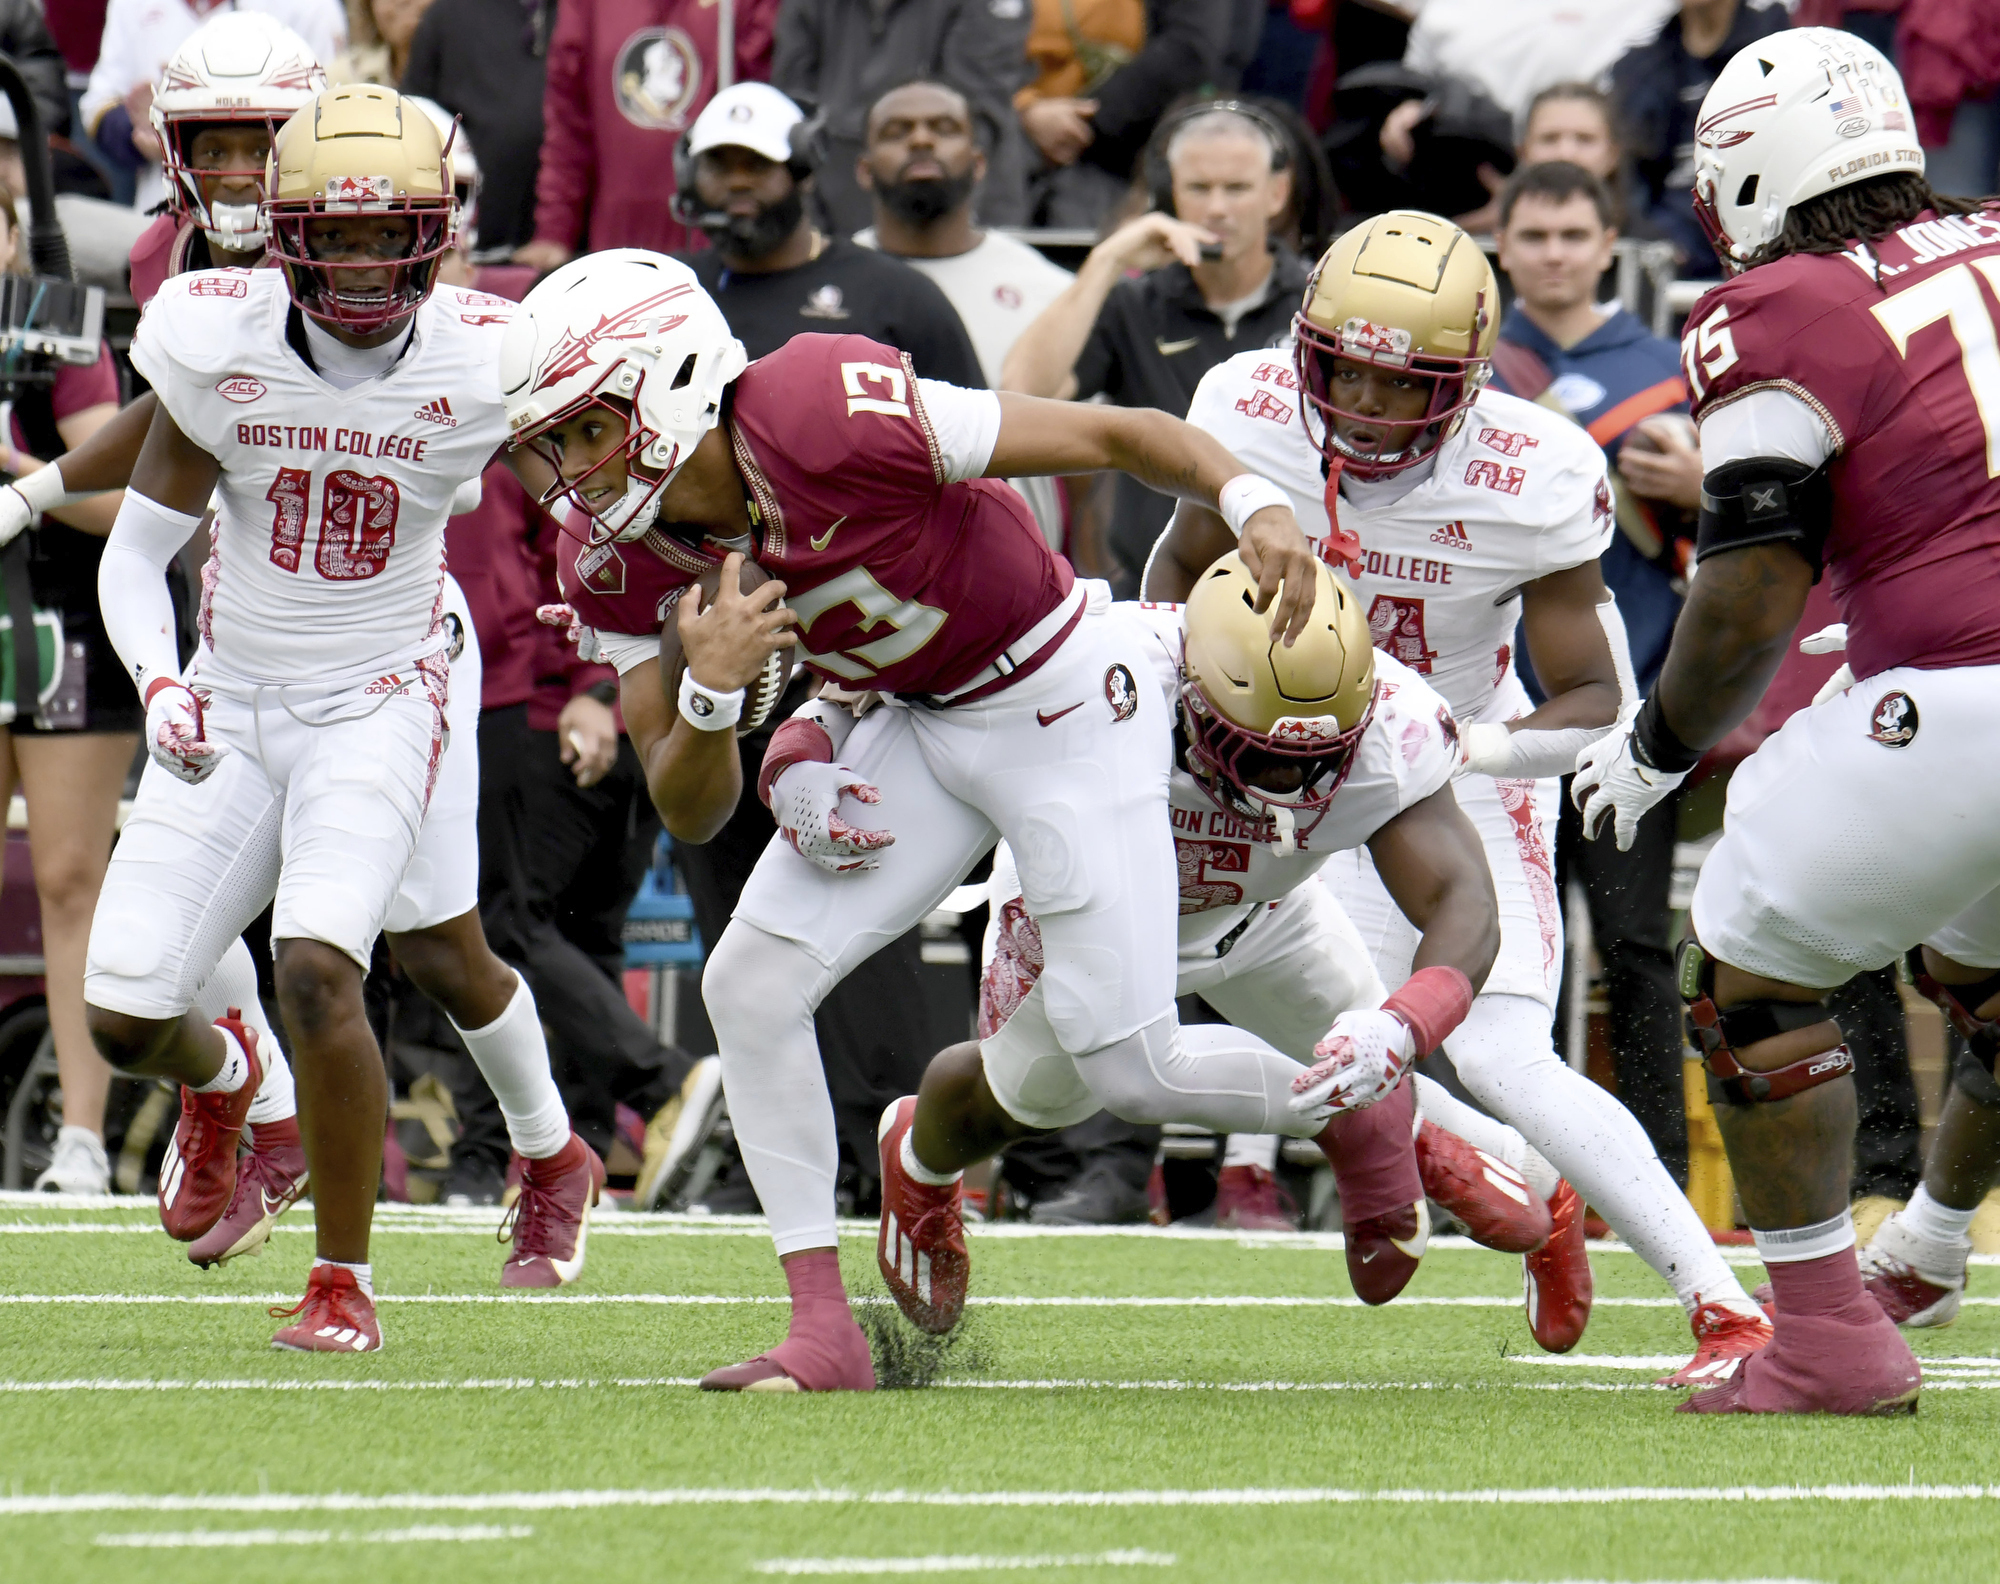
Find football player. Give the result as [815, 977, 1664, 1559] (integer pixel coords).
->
[1148, 211, 1773, 1384]
[75, 87, 600, 1353]
[507, 250, 1323, 1391]
[876, 557, 1595, 1348]
[1575, 28, 2000, 1415]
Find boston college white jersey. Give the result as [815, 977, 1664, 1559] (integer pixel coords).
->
[1122, 602, 1458, 957]
[1184, 350, 1614, 724]
[130, 270, 514, 684]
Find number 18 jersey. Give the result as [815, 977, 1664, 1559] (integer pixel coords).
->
[130, 270, 514, 684]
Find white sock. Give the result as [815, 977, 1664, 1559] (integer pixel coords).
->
[194, 937, 295, 1126]
[451, 970, 570, 1160]
[901, 1129, 961, 1186]
[192, 1023, 251, 1095]
[314, 1256, 373, 1298]
[1411, 1072, 1561, 1200]
[1902, 1183, 1978, 1246]
[1222, 1133, 1280, 1171]
[1444, 993, 1753, 1315]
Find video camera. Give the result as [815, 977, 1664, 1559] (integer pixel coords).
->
[0, 52, 104, 399]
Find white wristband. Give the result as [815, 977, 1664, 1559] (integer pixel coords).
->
[678, 668, 744, 732]
[13, 460, 78, 514]
[1218, 474, 1293, 537]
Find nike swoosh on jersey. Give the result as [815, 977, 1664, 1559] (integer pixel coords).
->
[1155, 336, 1201, 356]
[1036, 702, 1083, 726]
[810, 516, 847, 552]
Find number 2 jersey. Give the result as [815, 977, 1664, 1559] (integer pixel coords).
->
[129, 269, 514, 684]
[1185, 350, 1613, 726]
[1682, 205, 2000, 681]
[558, 333, 1072, 694]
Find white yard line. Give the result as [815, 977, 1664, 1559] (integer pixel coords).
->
[0, 1292, 1688, 1308]
[0, 1375, 1659, 1395]
[94, 1525, 532, 1548]
[752, 1552, 1176, 1575]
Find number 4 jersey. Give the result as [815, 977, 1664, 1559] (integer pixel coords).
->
[130, 270, 514, 683]
[1682, 205, 2000, 681]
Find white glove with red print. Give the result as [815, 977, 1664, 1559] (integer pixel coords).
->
[771, 760, 895, 874]
[1290, 1007, 1417, 1117]
[144, 680, 226, 785]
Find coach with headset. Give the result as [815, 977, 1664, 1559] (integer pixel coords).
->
[1001, 99, 1310, 595]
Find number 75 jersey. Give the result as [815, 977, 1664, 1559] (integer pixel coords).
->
[130, 270, 514, 683]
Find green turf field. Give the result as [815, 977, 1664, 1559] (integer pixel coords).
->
[3, 1193, 1996, 1582]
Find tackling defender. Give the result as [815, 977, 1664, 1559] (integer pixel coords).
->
[1575, 28, 2000, 1415]
[1149, 212, 1772, 1381]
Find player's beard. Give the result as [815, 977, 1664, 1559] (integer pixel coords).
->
[877, 168, 977, 226]
[703, 187, 807, 260]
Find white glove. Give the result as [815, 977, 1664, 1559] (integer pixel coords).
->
[1800, 624, 1854, 707]
[0, 484, 33, 549]
[145, 682, 227, 785]
[771, 760, 894, 874]
[1290, 1008, 1416, 1118]
[1572, 717, 1684, 851]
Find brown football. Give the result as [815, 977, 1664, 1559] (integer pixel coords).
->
[1622, 413, 1697, 455]
[658, 557, 797, 736]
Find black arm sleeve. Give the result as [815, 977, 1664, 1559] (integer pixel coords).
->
[1695, 456, 1833, 581]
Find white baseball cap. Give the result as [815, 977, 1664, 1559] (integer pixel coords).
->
[685, 82, 805, 165]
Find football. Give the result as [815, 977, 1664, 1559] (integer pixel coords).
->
[659, 557, 797, 736]
[1622, 412, 1697, 455]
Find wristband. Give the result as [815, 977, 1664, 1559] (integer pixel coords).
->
[677, 669, 744, 732]
[1218, 474, 1292, 537]
[13, 460, 76, 514]
[1381, 965, 1475, 1056]
[143, 677, 191, 708]
[1631, 693, 1703, 774]
[757, 715, 836, 807]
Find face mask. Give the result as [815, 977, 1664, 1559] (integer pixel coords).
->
[703, 185, 806, 260]
[878, 168, 976, 226]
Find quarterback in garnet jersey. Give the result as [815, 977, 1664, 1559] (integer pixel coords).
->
[1575, 28, 2000, 1416]
[503, 250, 1322, 1393]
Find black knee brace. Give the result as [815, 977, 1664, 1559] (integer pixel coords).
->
[1677, 940, 1854, 1104]
[1908, 950, 2000, 1070]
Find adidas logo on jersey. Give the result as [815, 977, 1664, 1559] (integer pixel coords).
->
[1430, 520, 1472, 549]
[414, 397, 459, 429]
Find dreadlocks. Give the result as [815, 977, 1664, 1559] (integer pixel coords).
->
[1747, 172, 1991, 270]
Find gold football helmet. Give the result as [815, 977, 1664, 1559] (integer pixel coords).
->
[1292, 210, 1497, 480]
[265, 85, 456, 333]
[1180, 552, 1377, 844]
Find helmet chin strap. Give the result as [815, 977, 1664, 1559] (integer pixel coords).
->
[204, 202, 268, 255]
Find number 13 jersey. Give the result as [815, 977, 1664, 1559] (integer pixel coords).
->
[130, 270, 514, 684]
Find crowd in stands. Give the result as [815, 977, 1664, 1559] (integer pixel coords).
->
[5, 0, 1987, 1223]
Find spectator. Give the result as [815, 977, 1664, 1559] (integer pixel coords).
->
[1610, 0, 1791, 276]
[514, 0, 778, 269]
[1017, 0, 1230, 228]
[402, 0, 555, 255]
[1518, 83, 1622, 183]
[677, 83, 982, 379]
[1896, 0, 2000, 198]
[1002, 100, 1303, 592]
[328, 0, 434, 84]
[1488, 160, 1694, 1177]
[0, 0, 72, 145]
[80, 0, 344, 210]
[771, 0, 1031, 235]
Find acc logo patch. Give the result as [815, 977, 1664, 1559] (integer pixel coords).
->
[189, 274, 248, 298]
[216, 376, 266, 402]
[613, 26, 700, 130]
[1867, 691, 1918, 747]
[1104, 663, 1138, 722]
[578, 541, 627, 595]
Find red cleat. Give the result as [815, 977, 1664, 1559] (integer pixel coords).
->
[158, 1015, 264, 1242]
[499, 1134, 605, 1288]
[876, 1097, 969, 1334]
[1680, 1309, 1920, 1415]
[1345, 1200, 1430, 1304]
[1858, 1212, 1966, 1328]
[1657, 1298, 1774, 1387]
[1414, 1122, 1551, 1254]
[1213, 1164, 1299, 1232]
[1522, 1180, 1592, 1352]
[270, 1264, 382, 1353]
[188, 1116, 308, 1268]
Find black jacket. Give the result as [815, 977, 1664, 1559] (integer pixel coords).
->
[0, 0, 73, 141]
[1082, 0, 1231, 183]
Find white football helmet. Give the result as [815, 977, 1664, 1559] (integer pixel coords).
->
[501, 250, 748, 544]
[1692, 27, 1924, 271]
[151, 12, 326, 255]
[405, 95, 479, 250]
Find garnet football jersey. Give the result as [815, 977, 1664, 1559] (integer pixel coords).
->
[559, 334, 1072, 696]
[1186, 350, 1614, 724]
[1122, 602, 1459, 957]
[1683, 207, 2000, 680]
[131, 271, 514, 683]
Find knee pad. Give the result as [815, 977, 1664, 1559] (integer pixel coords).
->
[1677, 939, 1852, 1104]
[1908, 950, 2000, 1081]
[1952, 1045, 2000, 1109]
[701, 924, 823, 1044]
[1070, 1014, 1187, 1128]
[979, 992, 1101, 1132]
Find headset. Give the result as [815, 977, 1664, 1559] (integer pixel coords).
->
[1144, 98, 1294, 219]
[670, 91, 828, 228]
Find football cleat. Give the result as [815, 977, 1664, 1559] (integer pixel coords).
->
[875, 1097, 969, 1334]
[1345, 1199, 1429, 1304]
[188, 1116, 308, 1268]
[698, 1326, 876, 1394]
[1858, 1210, 1967, 1328]
[498, 1134, 605, 1288]
[34, 1125, 110, 1195]
[1680, 1309, 1920, 1415]
[158, 1015, 265, 1242]
[1522, 1180, 1591, 1352]
[1657, 1298, 1774, 1387]
[1213, 1163, 1299, 1232]
[635, 1055, 725, 1210]
[1413, 1121, 1551, 1254]
[270, 1264, 382, 1353]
